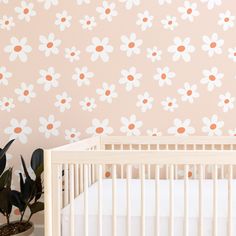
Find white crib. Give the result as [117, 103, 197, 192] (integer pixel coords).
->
[44, 136, 236, 236]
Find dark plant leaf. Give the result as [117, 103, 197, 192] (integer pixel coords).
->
[0, 152, 6, 177]
[31, 149, 44, 177]
[0, 188, 12, 215]
[6, 168, 12, 189]
[10, 190, 25, 212]
[29, 201, 44, 215]
[0, 169, 11, 190]
[20, 155, 31, 180]
[19, 173, 24, 194]
[34, 176, 43, 202]
[0, 139, 15, 160]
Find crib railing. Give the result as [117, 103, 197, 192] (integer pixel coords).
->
[44, 136, 236, 236]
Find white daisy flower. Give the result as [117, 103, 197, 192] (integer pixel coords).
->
[120, 114, 143, 136]
[15, 1, 36, 22]
[158, 0, 171, 5]
[136, 10, 153, 31]
[178, 166, 194, 178]
[65, 128, 81, 143]
[146, 47, 162, 62]
[161, 15, 178, 31]
[119, 67, 142, 91]
[0, 15, 15, 31]
[201, 0, 222, 10]
[15, 83, 36, 103]
[218, 92, 235, 112]
[178, 83, 199, 103]
[120, 33, 143, 57]
[38, 33, 61, 57]
[79, 15, 96, 30]
[136, 92, 154, 112]
[54, 92, 72, 112]
[0, 66, 12, 86]
[4, 37, 32, 62]
[64, 47, 80, 63]
[55, 11, 72, 31]
[161, 97, 178, 112]
[86, 119, 113, 136]
[146, 128, 162, 136]
[39, 115, 61, 138]
[77, 0, 90, 5]
[72, 67, 94, 87]
[202, 33, 224, 57]
[228, 47, 236, 62]
[96, 1, 118, 22]
[178, 1, 199, 22]
[168, 118, 195, 136]
[38, 0, 58, 10]
[201, 67, 223, 91]
[0, 97, 15, 112]
[168, 37, 195, 62]
[202, 115, 224, 136]
[218, 10, 235, 31]
[86, 37, 113, 62]
[96, 83, 118, 104]
[4, 119, 32, 144]
[229, 129, 236, 136]
[119, 0, 140, 10]
[38, 67, 60, 91]
[153, 67, 175, 87]
[80, 97, 96, 112]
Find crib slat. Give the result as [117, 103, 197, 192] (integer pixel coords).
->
[228, 165, 233, 236]
[141, 164, 145, 236]
[127, 165, 132, 236]
[79, 164, 83, 194]
[121, 164, 124, 179]
[88, 164, 91, 186]
[155, 165, 160, 236]
[84, 164, 88, 236]
[64, 164, 69, 206]
[112, 165, 117, 236]
[199, 164, 204, 236]
[75, 164, 79, 197]
[98, 165, 103, 236]
[184, 165, 189, 236]
[221, 165, 224, 179]
[70, 164, 75, 236]
[213, 165, 218, 236]
[169, 164, 174, 236]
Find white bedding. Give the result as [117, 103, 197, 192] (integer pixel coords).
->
[61, 179, 236, 235]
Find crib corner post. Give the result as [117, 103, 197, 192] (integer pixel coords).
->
[44, 149, 52, 236]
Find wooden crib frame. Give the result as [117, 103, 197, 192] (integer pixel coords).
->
[44, 136, 236, 236]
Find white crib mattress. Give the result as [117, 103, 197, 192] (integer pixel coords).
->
[61, 179, 236, 236]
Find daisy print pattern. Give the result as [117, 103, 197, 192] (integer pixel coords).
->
[96, 83, 118, 103]
[229, 129, 236, 136]
[77, 0, 90, 5]
[218, 11, 235, 31]
[201, 0, 222, 10]
[202, 115, 224, 136]
[0, 97, 15, 112]
[39, 33, 61, 57]
[4, 37, 32, 62]
[158, 0, 171, 5]
[4, 119, 32, 144]
[146, 47, 162, 62]
[54, 92, 72, 112]
[146, 128, 162, 136]
[161, 97, 178, 112]
[15, 1, 36, 22]
[178, 83, 199, 103]
[218, 92, 235, 112]
[38, 115, 61, 138]
[136, 10, 153, 31]
[119, 67, 142, 91]
[64, 47, 80, 63]
[153, 67, 175, 87]
[79, 15, 96, 30]
[120, 33, 142, 57]
[178, 1, 199, 22]
[136, 92, 154, 112]
[0, 15, 15, 31]
[86, 119, 113, 136]
[80, 97, 96, 112]
[168, 37, 195, 62]
[120, 114, 142, 136]
[86, 37, 113, 62]
[55, 11, 72, 31]
[201, 67, 223, 91]
[65, 128, 81, 143]
[0, 66, 12, 86]
[38, 0, 58, 10]
[228, 48, 236, 62]
[120, 0, 140, 10]
[202, 33, 224, 57]
[72, 67, 94, 87]
[15, 83, 36, 103]
[38, 67, 60, 91]
[161, 16, 178, 31]
[96, 1, 118, 22]
[168, 119, 195, 136]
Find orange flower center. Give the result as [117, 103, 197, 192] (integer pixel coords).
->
[187, 90, 192, 96]
[177, 45, 185, 52]
[86, 102, 91, 107]
[210, 42, 216, 48]
[5, 20, 9, 25]
[143, 99, 148, 104]
[79, 73, 85, 80]
[105, 90, 111, 96]
[70, 52, 75, 56]
[224, 99, 230, 104]
[23, 90, 29, 96]
[47, 42, 54, 48]
[23, 8, 29, 14]
[105, 8, 111, 14]
[161, 73, 167, 80]
[5, 102, 9, 106]
[61, 17, 66, 22]
[128, 123, 135, 130]
[14, 45, 22, 52]
[143, 17, 148, 22]
[177, 127, 185, 134]
[128, 42, 135, 48]
[96, 127, 104, 134]
[0, 73, 3, 80]
[187, 8, 192, 14]
[61, 99, 66, 104]
[14, 127, 22, 134]
[70, 134, 75, 138]
[210, 124, 217, 130]
[96, 45, 104, 52]
[105, 171, 111, 178]
[168, 102, 172, 106]
[224, 17, 229, 22]
[127, 75, 134, 81]
[209, 75, 216, 81]
[188, 171, 192, 178]
[86, 20, 91, 25]
[234, 52, 236, 57]
[46, 75, 52, 81]
[152, 52, 157, 56]
[168, 20, 172, 25]
[47, 123, 53, 130]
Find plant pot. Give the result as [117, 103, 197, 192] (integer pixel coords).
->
[0, 221, 34, 236]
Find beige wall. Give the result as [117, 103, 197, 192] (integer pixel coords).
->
[1, 0, 236, 225]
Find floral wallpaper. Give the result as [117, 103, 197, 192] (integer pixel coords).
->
[0, 0, 236, 224]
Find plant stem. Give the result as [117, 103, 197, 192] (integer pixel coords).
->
[6, 215, 10, 225]
[27, 213, 32, 223]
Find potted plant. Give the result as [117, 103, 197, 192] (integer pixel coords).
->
[0, 140, 44, 236]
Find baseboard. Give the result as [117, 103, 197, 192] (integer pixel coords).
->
[35, 224, 44, 236]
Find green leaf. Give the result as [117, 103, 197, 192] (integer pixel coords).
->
[29, 201, 44, 215]
[31, 148, 44, 177]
